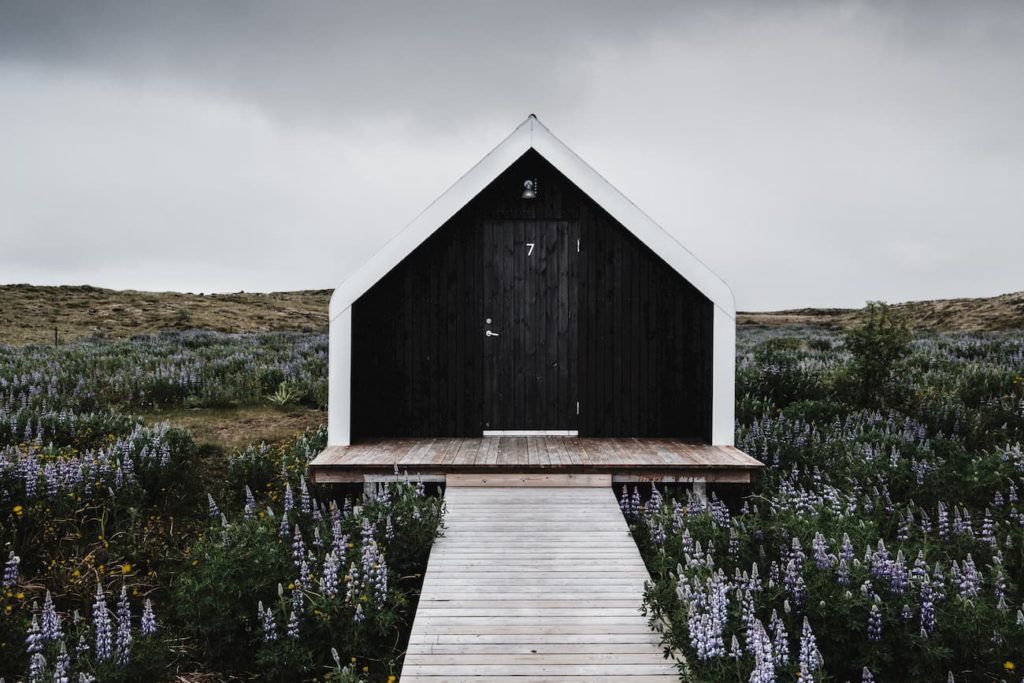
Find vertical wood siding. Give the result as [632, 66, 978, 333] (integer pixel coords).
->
[352, 150, 713, 441]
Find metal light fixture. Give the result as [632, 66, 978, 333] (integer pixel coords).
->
[521, 178, 537, 199]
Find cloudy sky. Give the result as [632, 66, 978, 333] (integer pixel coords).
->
[1, 1, 1021, 310]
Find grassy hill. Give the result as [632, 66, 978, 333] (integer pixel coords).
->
[0, 284, 1021, 346]
[0, 284, 330, 345]
[738, 290, 1024, 331]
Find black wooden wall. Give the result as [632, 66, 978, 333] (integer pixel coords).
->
[351, 150, 713, 441]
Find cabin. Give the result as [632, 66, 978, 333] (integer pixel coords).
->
[309, 115, 762, 492]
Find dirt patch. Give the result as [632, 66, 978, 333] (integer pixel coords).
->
[141, 405, 326, 451]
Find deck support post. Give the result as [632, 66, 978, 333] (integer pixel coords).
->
[691, 478, 707, 505]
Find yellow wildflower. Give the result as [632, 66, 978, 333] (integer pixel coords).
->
[121, 563, 132, 574]
[12, 505, 23, 516]
[1006, 661, 1016, 672]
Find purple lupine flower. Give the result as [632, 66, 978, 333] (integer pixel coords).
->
[920, 578, 936, 636]
[278, 510, 290, 538]
[900, 603, 914, 622]
[980, 509, 996, 549]
[259, 601, 277, 641]
[286, 610, 300, 638]
[291, 576, 305, 616]
[292, 526, 306, 567]
[141, 599, 157, 636]
[41, 590, 62, 641]
[789, 537, 806, 572]
[896, 512, 909, 542]
[867, 603, 882, 641]
[28, 652, 46, 683]
[798, 617, 823, 680]
[353, 602, 365, 622]
[361, 538, 388, 608]
[681, 529, 694, 556]
[784, 559, 805, 607]
[345, 561, 361, 607]
[837, 558, 851, 586]
[321, 549, 340, 598]
[3, 551, 19, 587]
[839, 533, 854, 565]
[959, 554, 981, 599]
[26, 613, 43, 655]
[207, 493, 220, 519]
[937, 502, 949, 539]
[911, 551, 928, 586]
[863, 667, 875, 682]
[93, 583, 113, 661]
[300, 478, 312, 516]
[728, 634, 741, 661]
[890, 550, 908, 595]
[812, 532, 832, 570]
[870, 540, 891, 581]
[992, 566, 1007, 607]
[769, 609, 789, 667]
[645, 484, 663, 516]
[243, 486, 256, 520]
[53, 641, 70, 683]
[630, 487, 642, 519]
[112, 585, 132, 666]
[918, 509, 932, 535]
[283, 482, 295, 514]
[748, 618, 776, 683]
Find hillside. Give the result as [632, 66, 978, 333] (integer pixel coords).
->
[0, 284, 330, 345]
[737, 290, 1024, 331]
[0, 284, 1021, 345]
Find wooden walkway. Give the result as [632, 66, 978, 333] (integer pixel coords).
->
[310, 437, 762, 485]
[400, 477, 678, 682]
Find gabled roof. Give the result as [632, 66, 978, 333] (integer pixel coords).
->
[330, 115, 735, 320]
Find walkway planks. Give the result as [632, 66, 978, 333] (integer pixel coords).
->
[400, 482, 678, 682]
[309, 436, 762, 485]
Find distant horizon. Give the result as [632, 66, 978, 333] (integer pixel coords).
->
[3, 280, 1020, 314]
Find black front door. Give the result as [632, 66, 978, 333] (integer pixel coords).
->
[482, 220, 578, 432]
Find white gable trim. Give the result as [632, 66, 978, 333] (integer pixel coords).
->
[327, 116, 736, 447]
[329, 115, 735, 321]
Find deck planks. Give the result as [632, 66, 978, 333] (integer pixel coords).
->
[399, 486, 678, 682]
[309, 436, 762, 484]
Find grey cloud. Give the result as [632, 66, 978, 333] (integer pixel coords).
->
[1, 0, 1022, 308]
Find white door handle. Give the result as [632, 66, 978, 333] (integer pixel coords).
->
[485, 330, 499, 337]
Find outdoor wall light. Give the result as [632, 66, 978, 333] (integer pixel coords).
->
[521, 178, 537, 199]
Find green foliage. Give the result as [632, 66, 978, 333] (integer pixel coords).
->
[843, 301, 913, 408]
[0, 332, 437, 681]
[632, 326, 1024, 683]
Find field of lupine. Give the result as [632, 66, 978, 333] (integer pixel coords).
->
[3, 310, 1024, 682]
[628, 312, 1024, 682]
[0, 331, 443, 682]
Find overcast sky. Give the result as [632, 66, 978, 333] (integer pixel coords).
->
[1, 1, 1021, 310]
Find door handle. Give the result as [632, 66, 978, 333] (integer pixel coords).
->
[485, 330, 500, 337]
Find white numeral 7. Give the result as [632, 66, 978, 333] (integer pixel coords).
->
[526, 242, 535, 256]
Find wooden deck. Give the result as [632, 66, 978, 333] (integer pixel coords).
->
[401, 480, 679, 682]
[309, 436, 762, 485]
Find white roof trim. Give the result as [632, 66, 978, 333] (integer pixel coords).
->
[329, 115, 735, 321]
